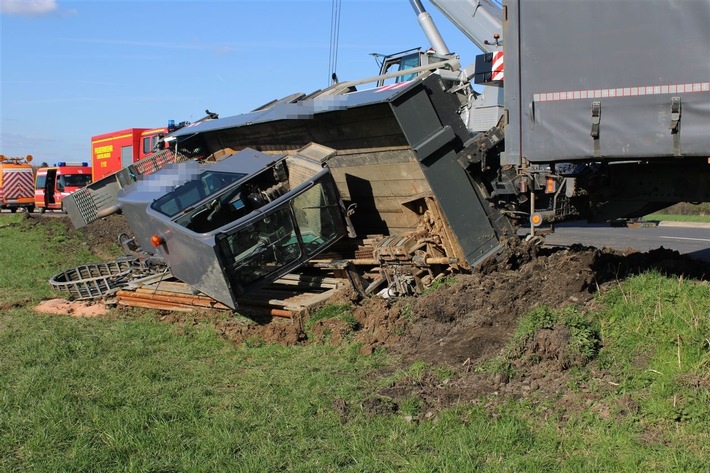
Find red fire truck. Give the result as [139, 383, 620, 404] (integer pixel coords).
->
[34, 162, 92, 213]
[90, 127, 166, 181]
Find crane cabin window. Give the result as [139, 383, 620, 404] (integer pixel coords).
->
[380, 52, 421, 85]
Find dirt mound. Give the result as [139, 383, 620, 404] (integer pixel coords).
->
[346, 242, 708, 418]
[377, 243, 709, 367]
[69, 213, 133, 258]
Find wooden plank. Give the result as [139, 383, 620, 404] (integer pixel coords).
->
[331, 161, 424, 181]
[118, 267, 351, 317]
[274, 274, 345, 289]
[117, 299, 195, 312]
[119, 289, 231, 310]
[234, 304, 294, 318]
[283, 287, 342, 311]
[139, 280, 196, 295]
[276, 273, 345, 285]
[248, 287, 321, 301]
[273, 280, 339, 289]
[328, 147, 414, 167]
[343, 197, 426, 214]
[334, 178, 431, 201]
[237, 293, 288, 307]
[125, 271, 174, 288]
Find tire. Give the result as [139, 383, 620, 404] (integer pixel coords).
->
[27, 205, 35, 213]
[10, 207, 17, 213]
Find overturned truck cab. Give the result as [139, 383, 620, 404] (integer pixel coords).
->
[117, 145, 350, 309]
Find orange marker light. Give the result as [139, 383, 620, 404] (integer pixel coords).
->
[150, 234, 165, 247]
[545, 177, 556, 194]
[530, 213, 543, 227]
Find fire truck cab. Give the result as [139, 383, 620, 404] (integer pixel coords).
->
[35, 162, 92, 213]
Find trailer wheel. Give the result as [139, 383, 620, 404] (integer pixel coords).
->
[10, 207, 17, 213]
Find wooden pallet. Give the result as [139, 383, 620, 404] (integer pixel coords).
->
[113, 272, 347, 318]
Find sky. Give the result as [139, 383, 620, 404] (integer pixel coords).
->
[1, 0, 482, 165]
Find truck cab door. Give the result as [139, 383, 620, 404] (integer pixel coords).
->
[214, 171, 348, 302]
[44, 169, 57, 206]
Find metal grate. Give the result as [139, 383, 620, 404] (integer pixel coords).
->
[132, 149, 190, 176]
[69, 187, 99, 224]
[64, 149, 190, 228]
[49, 259, 135, 300]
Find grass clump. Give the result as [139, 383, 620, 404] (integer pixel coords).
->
[479, 305, 601, 377]
[516, 306, 601, 363]
[477, 354, 515, 379]
[378, 360, 454, 394]
[512, 305, 558, 343]
[304, 303, 359, 344]
[305, 303, 357, 332]
[421, 274, 457, 295]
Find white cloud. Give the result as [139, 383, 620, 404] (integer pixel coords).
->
[1, 0, 58, 16]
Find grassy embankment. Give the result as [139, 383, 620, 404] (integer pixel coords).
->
[1, 214, 708, 471]
[647, 202, 710, 223]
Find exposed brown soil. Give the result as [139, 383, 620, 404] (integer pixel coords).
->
[34, 298, 107, 317]
[31, 213, 710, 419]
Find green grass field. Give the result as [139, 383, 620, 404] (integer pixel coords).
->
[1, 214, 708, 472]
[646, 213, 710, 224]
[647, 203, 710, 223]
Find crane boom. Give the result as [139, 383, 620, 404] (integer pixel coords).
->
[427, 0, 503, 53]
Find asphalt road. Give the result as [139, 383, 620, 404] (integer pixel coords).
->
[534, 221, 710, 263]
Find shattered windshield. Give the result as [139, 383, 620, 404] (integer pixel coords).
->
[151, 170, 246, 217]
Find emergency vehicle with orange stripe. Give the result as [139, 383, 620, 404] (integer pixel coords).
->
[0, 155, 35, 213]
